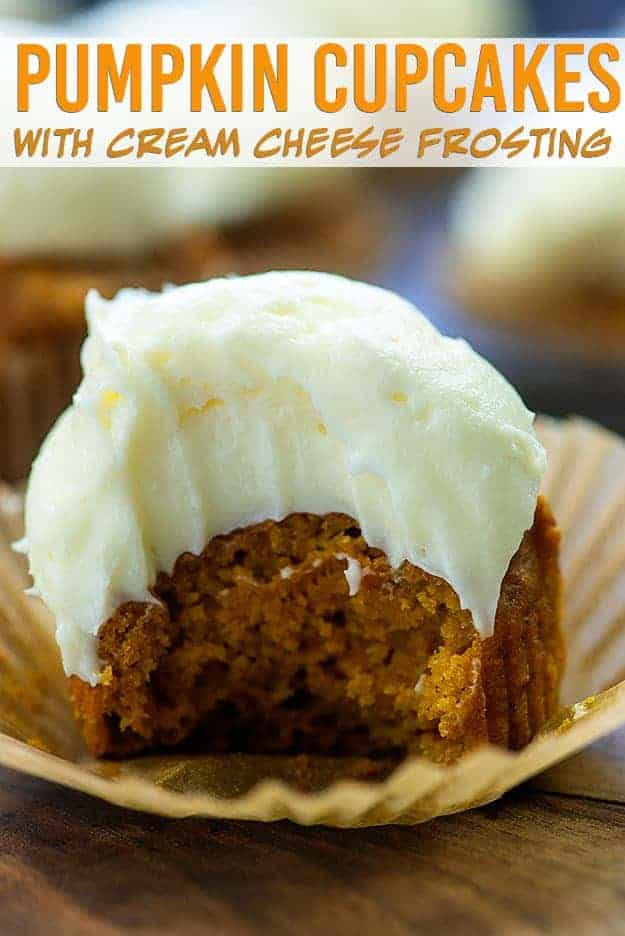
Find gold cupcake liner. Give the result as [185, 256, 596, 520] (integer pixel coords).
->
[1, 415, 625, 826]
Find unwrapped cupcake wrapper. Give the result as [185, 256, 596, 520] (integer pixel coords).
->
[1, 415, 625, 826]
[0, 336, 83, 482]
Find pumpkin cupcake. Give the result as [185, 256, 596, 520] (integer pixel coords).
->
[22, 272, 564, 762]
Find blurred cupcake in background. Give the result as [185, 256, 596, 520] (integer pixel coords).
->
[0, 0, 67, 18]
[0, 0, 529, 481]
[72, 0, 526, 36]
[449, 168, 625, 354]
[0, 163, 375, 479]
[276, 0, 526, 36]
[0, 1, 363, 482]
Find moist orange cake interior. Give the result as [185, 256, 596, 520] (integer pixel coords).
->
[70, 498, 563, 762]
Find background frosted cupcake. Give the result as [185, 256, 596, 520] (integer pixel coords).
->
[0, 162, 370, 480]
[448, 167, 625, 352]
[0, 0, 65, 18]
[0, 0, 527, 481]
[73, 0, 525, 36]
[0, 3, 357, 482]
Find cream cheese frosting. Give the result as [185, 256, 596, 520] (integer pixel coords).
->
[23, 271, 546, 684]
[450, 168, 625, 294]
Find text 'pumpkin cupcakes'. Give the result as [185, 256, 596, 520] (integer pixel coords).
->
[21, 271, 564, 763]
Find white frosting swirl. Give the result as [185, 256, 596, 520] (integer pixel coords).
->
[23, 271, 546, 684]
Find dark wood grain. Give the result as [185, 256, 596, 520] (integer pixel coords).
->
[2, 727, 625, 935]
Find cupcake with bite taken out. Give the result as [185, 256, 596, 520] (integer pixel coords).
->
[22, 271, 564, 762]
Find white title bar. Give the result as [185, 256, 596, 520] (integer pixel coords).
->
[6, 37, 624, 166]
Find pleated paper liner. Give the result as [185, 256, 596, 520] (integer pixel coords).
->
[1, 415, 625, 826]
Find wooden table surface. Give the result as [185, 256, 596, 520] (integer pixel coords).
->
[1, 725, 624, 935]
